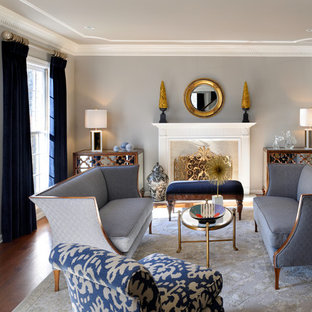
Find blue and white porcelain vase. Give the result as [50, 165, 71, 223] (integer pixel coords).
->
[120, 142, 128, 151]
[147, 162, 169, 201]
[126, 143, 134, 152]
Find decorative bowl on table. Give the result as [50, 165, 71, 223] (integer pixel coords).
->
[190, 204, 225, 224]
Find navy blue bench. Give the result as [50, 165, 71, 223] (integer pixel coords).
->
[166, 180, 244, 221]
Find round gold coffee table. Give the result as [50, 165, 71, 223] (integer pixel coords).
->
[177, 206, 238, 267]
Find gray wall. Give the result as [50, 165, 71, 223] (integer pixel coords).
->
[1, 47, 312, 238]
[74, 56, 312, 193]
[0, 27, 76, 239]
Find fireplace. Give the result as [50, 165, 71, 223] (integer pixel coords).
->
[173, 145, 233, 181]
[153, 122, 256, 194]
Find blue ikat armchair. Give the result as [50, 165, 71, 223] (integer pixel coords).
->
[50, 243, 224, 312]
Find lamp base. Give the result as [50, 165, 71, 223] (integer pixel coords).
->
[90, 130, 102, 152]
[304, 129, 312, 149]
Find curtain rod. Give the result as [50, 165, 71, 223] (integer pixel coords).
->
[1, 31, 67, 60]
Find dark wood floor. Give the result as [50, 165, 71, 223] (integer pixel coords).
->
[0, 218, 52, 311]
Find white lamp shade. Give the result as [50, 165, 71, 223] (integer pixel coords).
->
[300, 108, 312, 127]
[85, 109, 107, 128]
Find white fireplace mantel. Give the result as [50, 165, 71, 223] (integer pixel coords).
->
[152, 122, 256, 194]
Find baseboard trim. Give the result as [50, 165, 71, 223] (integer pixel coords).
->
[250, 189, 264, 195]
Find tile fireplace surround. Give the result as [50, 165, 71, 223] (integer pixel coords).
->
[153, 123, 256, 194]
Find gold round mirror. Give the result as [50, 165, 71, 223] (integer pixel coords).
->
[184, 78, 224, 118]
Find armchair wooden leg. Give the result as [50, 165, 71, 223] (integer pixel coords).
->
[236, 199, 243, 220]
[54, 269, 60, 292]
[255, 221, 258, 232]
[149, 221, 152, 234]
[274, 267, 281, 290]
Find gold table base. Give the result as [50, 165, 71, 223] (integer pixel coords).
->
[177, 208, 238, 267]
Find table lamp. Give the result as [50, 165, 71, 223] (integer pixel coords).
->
[300, 108, 312, 148]
[85, 109, 107, 152]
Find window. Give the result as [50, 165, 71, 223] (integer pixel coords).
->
[27, 58, 50, 194]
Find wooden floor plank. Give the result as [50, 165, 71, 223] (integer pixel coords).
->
[0, 218, 52, 311]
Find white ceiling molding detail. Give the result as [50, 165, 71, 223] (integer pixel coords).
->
[1, 5, 312, 57]
[0, 5, 79, 54]
[18, 0, 96, 41]
[17, 0, 312, 45]
[76, 44, 312, 57]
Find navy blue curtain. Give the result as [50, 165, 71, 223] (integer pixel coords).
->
[1, 41, 36, 242]
[49, 56, 67, 185]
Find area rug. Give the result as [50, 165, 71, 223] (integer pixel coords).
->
[14, 206, 312, 311]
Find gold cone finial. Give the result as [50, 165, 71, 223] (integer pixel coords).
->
[241, 81, 250, 109]
[159, 81, 168, 109]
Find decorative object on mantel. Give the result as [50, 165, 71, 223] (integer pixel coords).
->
[147, 162, 169, 201]
[300, 108, 312, 148]
[85, 109, 107, 152]
[159, 81, 168, 123]
[113, 145, 120, 152]
[184, 78, 224, 118]
[241, 81, 250, 122]
[205, 155, 232, 206]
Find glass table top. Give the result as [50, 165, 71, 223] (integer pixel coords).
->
[181, 206, 233, 231]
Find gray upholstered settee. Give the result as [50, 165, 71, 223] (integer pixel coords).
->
[30, 165, 153, 290]
[254, 164, 312, 289]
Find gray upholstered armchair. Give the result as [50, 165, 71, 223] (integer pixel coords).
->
[254, 164, 312, 289]
[50, 243, 224, 311]
[30, 165, 153, 291]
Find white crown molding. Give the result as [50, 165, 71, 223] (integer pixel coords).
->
[18, 0, 312, 45]
[76, 43, 312, 57]
[0, 5, 79, 55]
[1, 5, 312, 57]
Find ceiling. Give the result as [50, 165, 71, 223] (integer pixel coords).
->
[1, 0, 312, 46]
